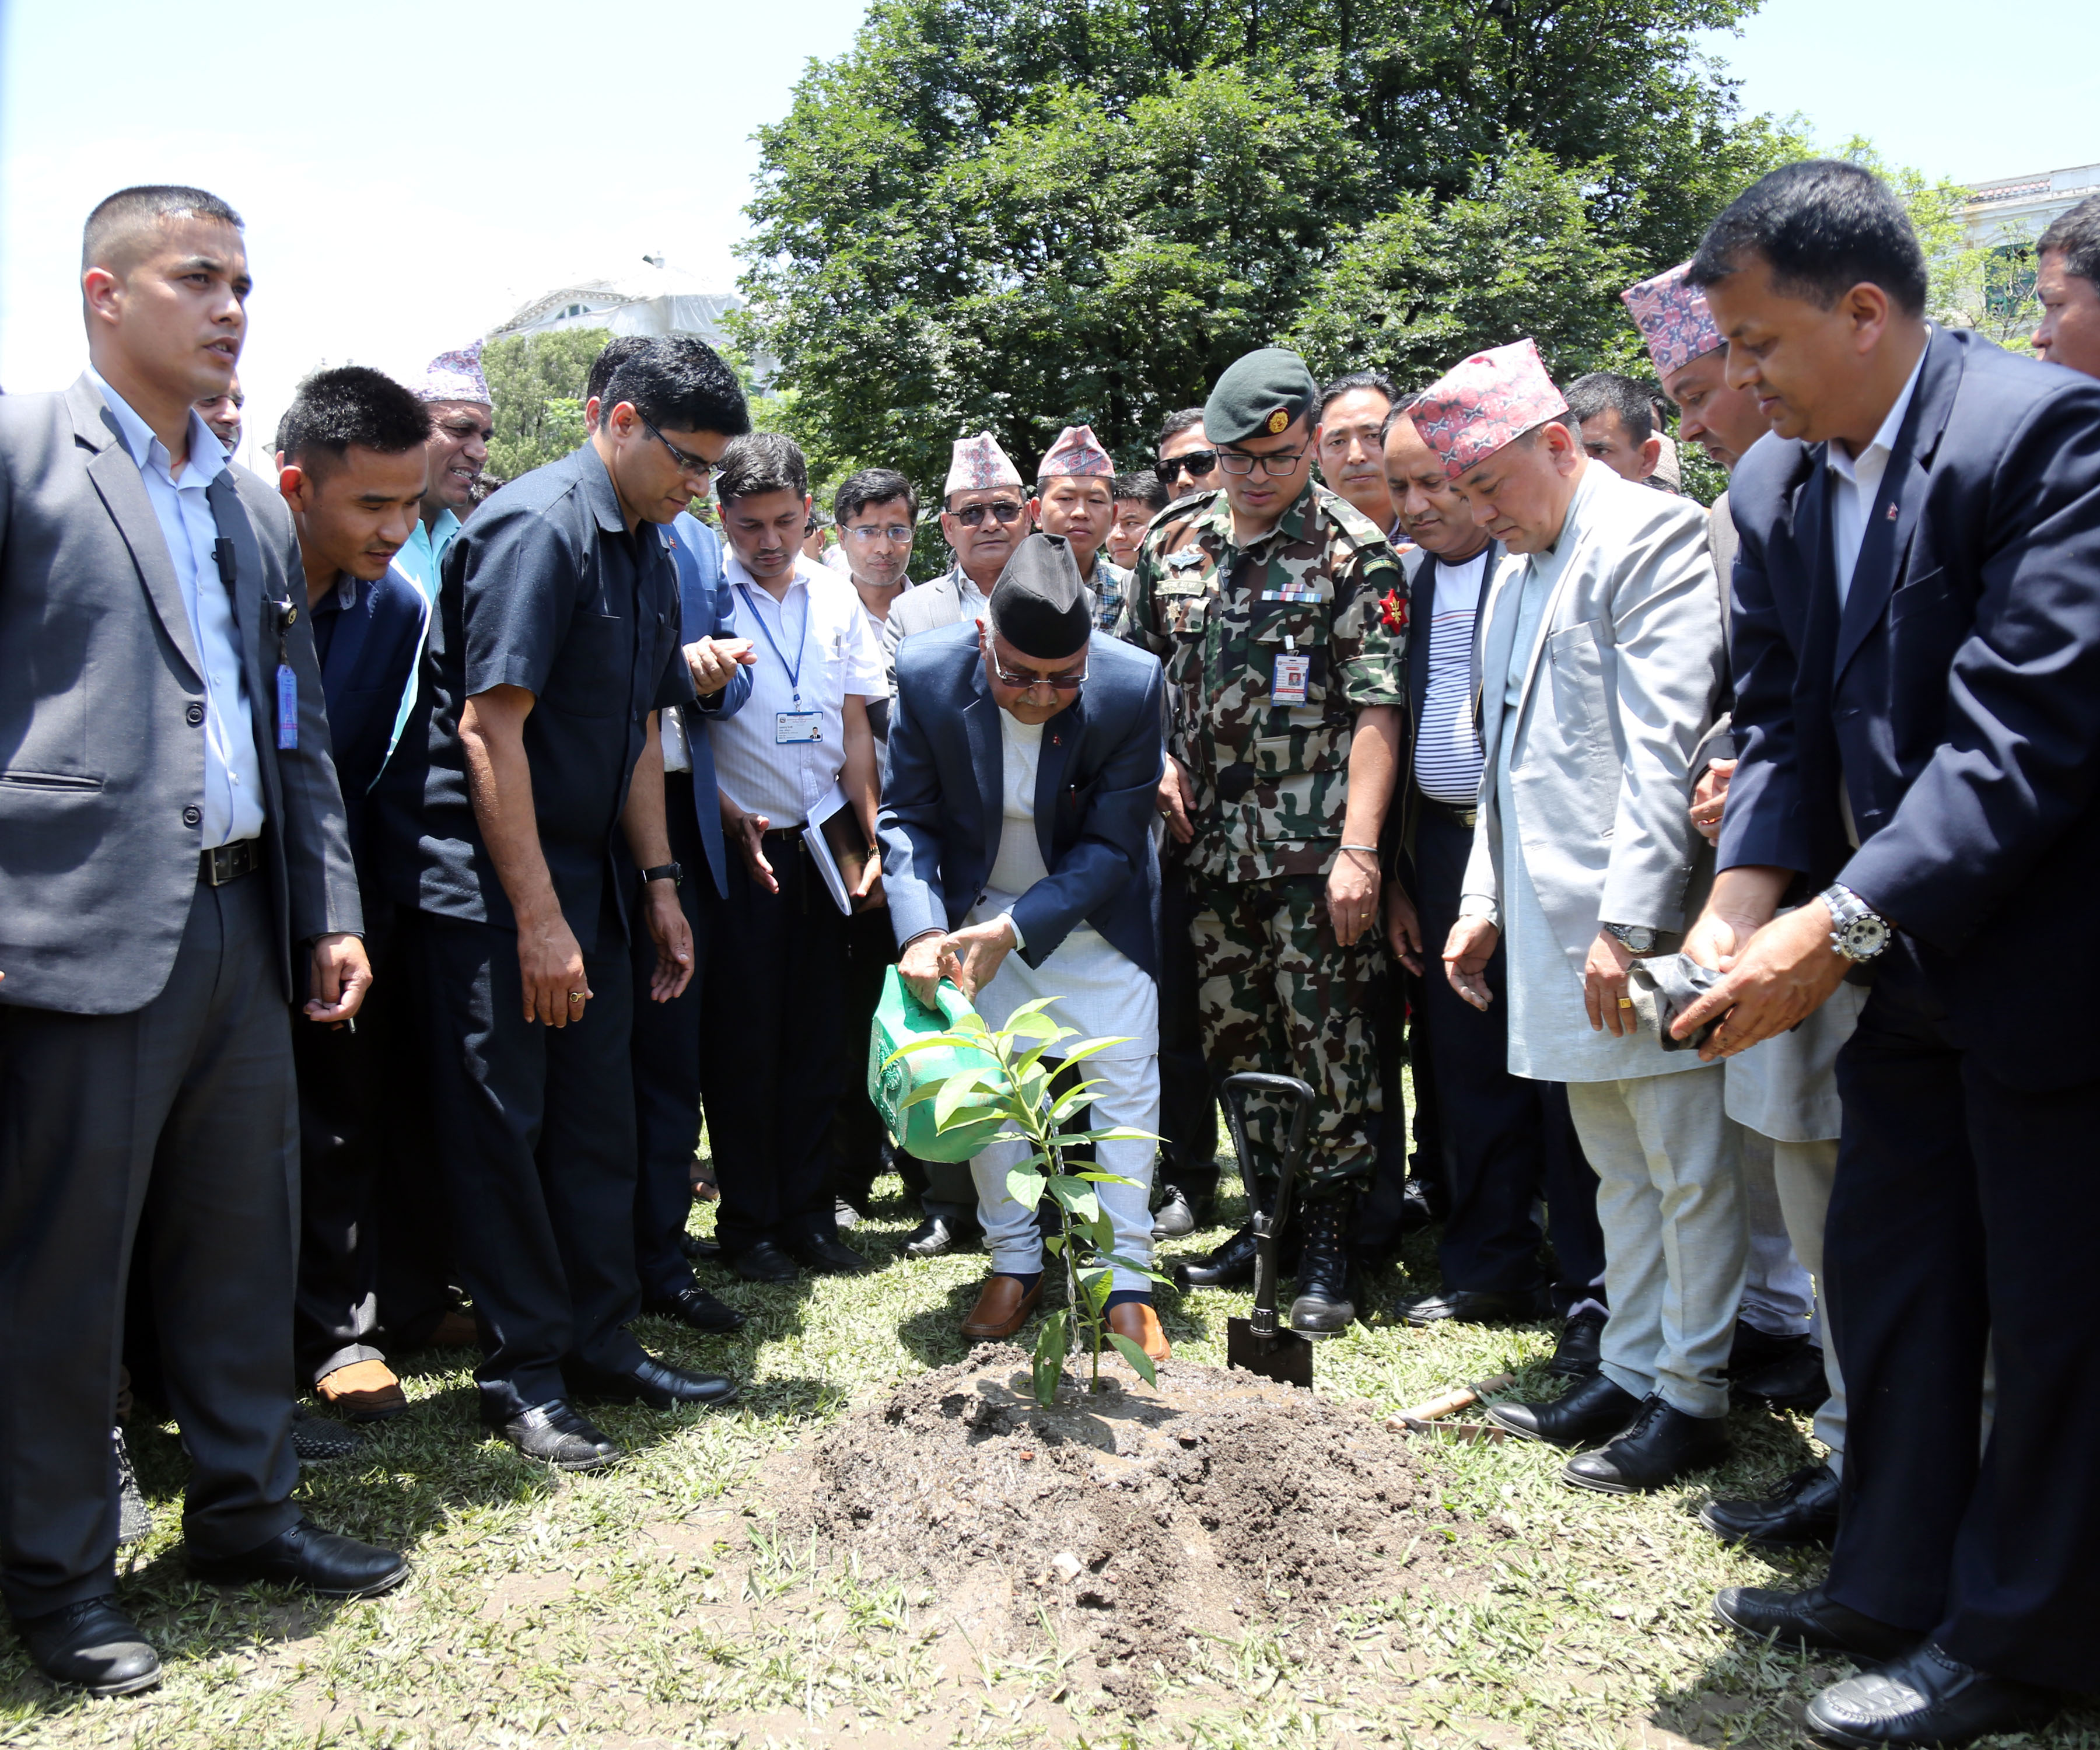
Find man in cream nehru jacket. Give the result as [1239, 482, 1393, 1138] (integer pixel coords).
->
[1418, 341, 1745, 1493]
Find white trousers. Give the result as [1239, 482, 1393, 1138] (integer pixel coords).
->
[1738, 1124, 1817, 1334]
[970, 1051, 1160, 1292]
[1568, 1065, 1746, 1420]
[1766, 1135, 1847, 1466]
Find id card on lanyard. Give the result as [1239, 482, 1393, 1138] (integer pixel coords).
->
[740, 581, 821, 744]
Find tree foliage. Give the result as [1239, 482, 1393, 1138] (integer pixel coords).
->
[736, 0, 1805, 493]
[483, 327, 607, 481]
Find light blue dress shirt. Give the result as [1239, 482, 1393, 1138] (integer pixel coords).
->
[395, 508, 462, 602]
[89, 366, 264, 848]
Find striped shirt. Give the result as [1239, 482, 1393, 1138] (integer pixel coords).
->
[1412, 550, 1491, 806]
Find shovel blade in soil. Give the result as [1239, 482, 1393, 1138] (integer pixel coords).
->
[1226, 1317, 1314, 1388]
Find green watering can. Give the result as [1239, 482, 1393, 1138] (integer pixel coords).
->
[866, 967, 1009, 1163]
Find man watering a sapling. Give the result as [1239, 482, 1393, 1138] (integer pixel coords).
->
[878, 533, 1170, 1359]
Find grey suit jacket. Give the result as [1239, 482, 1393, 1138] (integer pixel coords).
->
[0, 374, 359, 1016]
[1462, 462, 1724, 970]
[879, 566, 976, 699]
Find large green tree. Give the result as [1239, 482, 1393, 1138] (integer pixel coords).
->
[482, 327, 608, 482]
[736, 0, 1800, 492]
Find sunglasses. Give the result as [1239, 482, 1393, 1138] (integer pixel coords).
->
[989, 654, 1088, 691]
[950, 499, 1025, 528]
[1159, 449, 1218, 479]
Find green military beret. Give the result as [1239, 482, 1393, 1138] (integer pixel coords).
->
[1203, 347, 1319, 444]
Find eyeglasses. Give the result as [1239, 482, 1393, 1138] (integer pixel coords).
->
[639, 416, 718, 481]
[990, 654, 1088, 691]
[1159, 449, 1218, 479]
[844, 524, 915, 544]
[950, 499, 1024, 528]
[1216, 444, 1310, 477]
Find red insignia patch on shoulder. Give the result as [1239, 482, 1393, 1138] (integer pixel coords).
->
[1378, 587, 1407, 632]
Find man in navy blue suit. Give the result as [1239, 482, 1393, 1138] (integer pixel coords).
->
[274, 367, 437, 1426]
[879, 534, 1171, 1359]
[1670, 160, 2100, 1746]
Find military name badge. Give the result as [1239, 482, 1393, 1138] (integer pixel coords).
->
[1272, 651, 1311, 706]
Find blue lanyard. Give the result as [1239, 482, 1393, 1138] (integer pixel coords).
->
[737, 580, 811, 706]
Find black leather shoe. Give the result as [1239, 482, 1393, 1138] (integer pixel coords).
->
[494, 1400, 624, 1469]
[1562, 1395, 1728, 1493]
[1485, 1372, 1642, 1449]
[290, 1404, 365, 1465]
[678, 1233, 723, 1261]
[1713, 1583, 1920, 1663]
[644, 1285, 748, 1334]
[1735, 1343, 1832, 1414]
[1728, 1318, 1810, 1377]
[1547, 1308, 1606, 1378]
[566, 1356, 738, 1409]
[1700, 1461, 1840, 1550]
[1396, 1287, 1544, 1326]
[1151, 1184, 1199, 1240]
[1804, 1642, 2057, 1748]
[904, 1212, 975, 1257]
[728, 1241, 799, 1283]
[1173, 1222, 1258, 1290]
[1288, 1195, 1357, 1334]
[188, 1517, 410, 1597]
[15, 1598, 161, 1696]
[788, 1235, 876, 1275]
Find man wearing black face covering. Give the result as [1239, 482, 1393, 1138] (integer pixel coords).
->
[878, 533, 1171, 1359]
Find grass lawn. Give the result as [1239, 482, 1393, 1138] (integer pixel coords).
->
[6, 1136, 2096, 1749]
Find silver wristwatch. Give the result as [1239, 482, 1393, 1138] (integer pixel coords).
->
[1602, 922, 1659, 956]
[1820, 883, 1891, 963]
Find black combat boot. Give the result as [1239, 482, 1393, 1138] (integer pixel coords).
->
[1287, 1192, 1357, 1334]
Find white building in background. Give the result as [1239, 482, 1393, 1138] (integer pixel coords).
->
[487, 255, 774, 384]
[1965, 163, 2100, 249]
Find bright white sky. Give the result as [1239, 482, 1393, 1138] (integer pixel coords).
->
[2, 0, 2090, 467]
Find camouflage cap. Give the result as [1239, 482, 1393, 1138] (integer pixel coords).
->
[1203, 348, 1318, 445]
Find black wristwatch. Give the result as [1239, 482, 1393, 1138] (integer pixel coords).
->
[641, 862, 682, 888]
[1602, 922, 1659, 956]
[1820, 883, 1891, 962]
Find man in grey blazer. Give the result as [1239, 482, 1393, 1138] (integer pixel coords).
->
[1415, 341, 1745, 1494]
[0, 186, 407, 1698]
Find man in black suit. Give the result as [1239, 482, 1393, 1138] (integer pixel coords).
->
[1674, 160, 2100, 1746]
[1377, 407, 1605, 1367]
[0, 186, 408, 1698]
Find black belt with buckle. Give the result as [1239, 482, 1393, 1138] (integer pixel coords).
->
[761, 824, 807, 845]
[1424, 799, 1478, 831]
[199, 839, 261, 886]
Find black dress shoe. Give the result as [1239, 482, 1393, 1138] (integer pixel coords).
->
[566, 1356, 738, 1409]
[788, 1235, 876, 1275]
[1734, 1343, 1832, 1414]
[15, 1598, 161, 1696]
[645, 1285, 748, 1334]
[1151, 1184, 1198, 1240]
[1727, 1318, 1810, 1377]
[1562, 1396, 1728, 1493]
[904, 1213, 976, 1257]
[1396, 1287, 1544, 1326]
[290, 1404, 366, 1465]
[1547, 1308, 1606, 1378]
[188, 1517, 410, 1597]
[1172, 1222, 1258, 1290]
[678, 1234, 723, 1262]
[1713, 1583, 1920, 1663]
[1700, 1461, 1840, 1550]
[1804, 1642, 2057, 1748]
[494, 1400, 624, 1470]
[728, 1240, 799, 1283]
[1485, 1372, 1642, 1449]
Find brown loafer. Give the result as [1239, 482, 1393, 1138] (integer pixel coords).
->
[314, 1359, 410, 1422]
[961, 1274, 1044, 1340]
[428, 1311, 480, 1348]
[1106, 1300, 1171, 1363]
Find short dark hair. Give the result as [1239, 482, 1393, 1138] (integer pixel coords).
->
[278, 366, 432, 480]
[601, 335, 751, 440]
[1690, 158, 1928, 317]
[1113, 470, 1168, 513]
[1319, 370, 1398, 419]
[1156, 407, 1205, 448]
[2039, 192, 2100, 286]
[83, 184, 244, 276]
[834, 466, 918, 526]
[1564, 372, 1655, 446]
[715, 430, 807, 507]
[586, 335, 652, 408]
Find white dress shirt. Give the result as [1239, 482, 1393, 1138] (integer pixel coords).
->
[89, 366, 264, 848]
[709, 552, 884, 828]
[1827, 337, 1929, 610]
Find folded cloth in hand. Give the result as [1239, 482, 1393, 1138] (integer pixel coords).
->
[1625, 953, 1721, 1052]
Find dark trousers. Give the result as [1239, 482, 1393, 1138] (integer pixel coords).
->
[628, 779, 712, 1304]
[1413, 807, 1604, 1301]
[0, 877, 302, 1616]
[1353, 955, 1417, 1261]
[700, 831, 847, 1254]
[826, 904, 898, 1210]
[1824, 973, 2100, 1691]
[369, 911, 455, 1346]
[420, 904, 647, 1419]
[291, 985, 386, 1386]
[1156, 862, 1219, 1200]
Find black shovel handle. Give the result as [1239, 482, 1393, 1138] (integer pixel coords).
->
[1221, 1073, 1314, 1340]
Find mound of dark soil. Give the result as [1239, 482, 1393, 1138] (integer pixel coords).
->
[772, 1344, 1483, 1709]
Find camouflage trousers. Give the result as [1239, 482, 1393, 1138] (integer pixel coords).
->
[1188, 873, 1384, 1195]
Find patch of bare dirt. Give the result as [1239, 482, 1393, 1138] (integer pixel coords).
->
[767, 1343, 1488, 1712]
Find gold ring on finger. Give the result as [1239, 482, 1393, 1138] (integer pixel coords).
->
[568, 991, 586, 1003]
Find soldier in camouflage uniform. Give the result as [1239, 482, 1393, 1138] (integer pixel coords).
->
[1124, 348, 1407, 1334]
